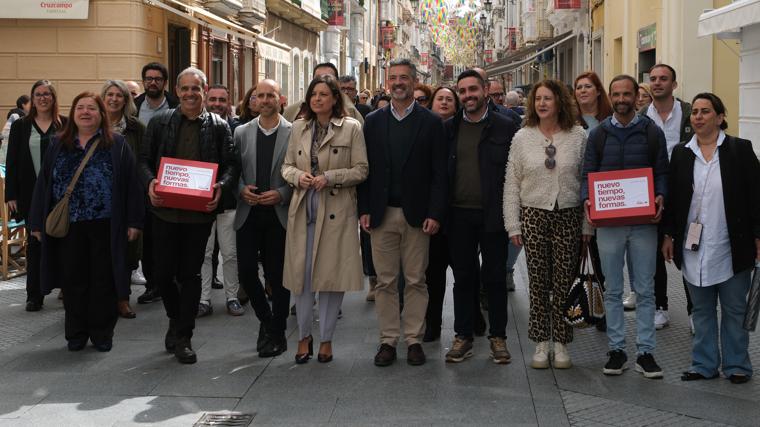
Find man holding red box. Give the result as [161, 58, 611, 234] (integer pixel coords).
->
[581, 75, 669, 379]
[139, 67, 238, 364]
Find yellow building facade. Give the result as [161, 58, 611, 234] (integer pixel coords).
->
[592, 0, 739, 131]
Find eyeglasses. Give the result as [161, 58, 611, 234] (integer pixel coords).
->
[489, 92, 505, 98]
[545, 143, 556, 169]
[416, 96, 428, 102]
[34, 92, 52, 99]
[143, 77, 165, 83]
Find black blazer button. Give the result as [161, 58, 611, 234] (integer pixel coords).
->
[298, 150, 302, 155]
[329, 214, 335, 219]
[333, 148, 338, 154]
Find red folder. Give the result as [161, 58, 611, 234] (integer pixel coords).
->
[155, 157, 218, 212]
[588, 168, 656, 227]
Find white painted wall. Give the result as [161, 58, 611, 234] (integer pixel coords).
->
[739, 23, 760, 148]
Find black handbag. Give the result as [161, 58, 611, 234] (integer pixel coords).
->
[563, 245, 606, 328]
[743, 264, 760, 332]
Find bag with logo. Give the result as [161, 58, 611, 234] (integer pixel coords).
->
[563, 245, 606, 328]
[46, 139, 100, 238]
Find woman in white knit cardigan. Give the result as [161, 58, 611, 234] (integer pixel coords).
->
[503, 79, 593, 369]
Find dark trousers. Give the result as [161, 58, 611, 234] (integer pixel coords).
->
[425, 233, 449, 330]
[152, 216, 213, 339]
[25, 226, 43, 304]
[59, 220, 117, 344]
[360, 229, 376, 277]
[142, 211, 156, 290]
[448, 207, 509, 338]
[236, 207, 289, 336]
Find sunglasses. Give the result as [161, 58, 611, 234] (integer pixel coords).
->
[416, 96, 428, 102]
[545, 144, 556, 169]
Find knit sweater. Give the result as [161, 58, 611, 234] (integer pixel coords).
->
[503, 125, 593, 236]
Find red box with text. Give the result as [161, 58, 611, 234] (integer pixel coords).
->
[588, 168, 656, 227]
[155, 157, 218, 212]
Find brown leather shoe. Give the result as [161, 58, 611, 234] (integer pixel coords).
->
[374, 343, 397, 367]
[118, 300, 136, 319]
[407, 343, 426, 366]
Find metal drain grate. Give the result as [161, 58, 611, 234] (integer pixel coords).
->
[193, 412, 255, 426]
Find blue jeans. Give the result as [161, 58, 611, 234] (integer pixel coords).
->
[596, 225, 657, 355]
[686, 270, 753, 378]
[507, 241, 522, 273]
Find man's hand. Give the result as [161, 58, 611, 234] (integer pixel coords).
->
[360, 214, 371, 233]
[257, 190, 282, 206]
[662, 235, 674, 263]
[7, 200, 17, 214]
[127, 227, 141, 242]
[299, 172, 314, 189]
[148, 179, 164, 207]
[311, 175, 328, 191]
[31, 231, 41, 241]
[422, 218, 440, 235]
[240, 184, 259, 206]
[583, 199, 594, 226]
[206, 183, 221, 212]
[510, 235, 523, 247]
[582, 234, 593, 243]
[651, 195, 665, 223]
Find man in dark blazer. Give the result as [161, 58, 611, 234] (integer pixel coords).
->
[358, 58, 448, 367]
[233, 79, 293, 358]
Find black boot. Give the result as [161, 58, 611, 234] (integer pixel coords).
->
[256, 321, 270, 352]
[175, 338, 197, 364]
[259, 334, 287, 358]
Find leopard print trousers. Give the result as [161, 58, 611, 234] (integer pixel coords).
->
[521, 206, 582, 344]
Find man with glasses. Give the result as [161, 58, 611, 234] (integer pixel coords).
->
[443, 69, 517, 364]
[135, 62, 179, 127]
[488, 80, 506, 106]
[339, 75, 371, 118]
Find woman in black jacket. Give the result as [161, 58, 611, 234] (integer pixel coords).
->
[29, 92, 144, 352]
[5, 80, 66, 311]
[662, 93, 760, 384]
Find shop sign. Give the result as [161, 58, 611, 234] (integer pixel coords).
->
[326, 0, 345, 27]
[0, 0, 89, 19]
[421, 52, 429, 66]
[554, 0, 581, 9]
[485, 50, 493, 64]
[508, 27, 518, 51]
[381, 25, 395, 50]
[638, 24, 656, 52]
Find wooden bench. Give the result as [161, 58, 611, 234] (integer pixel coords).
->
[0, 171, 27, 280]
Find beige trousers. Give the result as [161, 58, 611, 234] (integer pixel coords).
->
[371, 207, 430, 346]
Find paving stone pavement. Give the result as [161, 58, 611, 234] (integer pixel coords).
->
[0, 253, 757, 426]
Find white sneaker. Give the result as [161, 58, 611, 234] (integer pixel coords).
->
[689, 314, 695, 335]
[623, 292, 636, 310]
[131, 270, 147, 285]
[531, 341, 550, 369]
[654, 309, 670, 330]
[552, 342, 572, 369]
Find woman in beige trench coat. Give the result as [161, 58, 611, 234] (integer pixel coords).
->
[281, 75, 368, 364]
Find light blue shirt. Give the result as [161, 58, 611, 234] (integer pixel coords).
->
[611, 113, 640, 129]
[138, 96, 169, 126]
[463, 108, 488, 123]
[390, 100, 416, 122]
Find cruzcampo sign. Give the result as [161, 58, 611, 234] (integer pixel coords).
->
[0, 0, 89, 19]
[638, 23, 656, 52]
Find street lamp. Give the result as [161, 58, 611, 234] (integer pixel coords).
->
[484, 0, 492, 12]
[480, 13, 487, 28]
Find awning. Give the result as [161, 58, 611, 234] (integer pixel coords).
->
[257, 35, 291, 64]
[146, 0, 257, 43]
[485, 31, 575, 76]
[698, 0, 760, 36]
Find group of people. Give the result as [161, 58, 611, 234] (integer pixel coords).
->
[3, 58, 757, 384]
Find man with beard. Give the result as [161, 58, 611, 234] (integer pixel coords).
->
[359, 58, 447, 367]
[443, 70, 517, 364]
[135, 63, 179, 305]
[135, 62, 179, 127]
[139, 67, 237, 364]
[581, 74, 669, 379]
[233, 79, 293, 357]
[197, 85, 245, 318]
[637, 64, 694, 330]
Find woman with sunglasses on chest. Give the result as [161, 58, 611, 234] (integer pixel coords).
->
[503, 79, 593, 369]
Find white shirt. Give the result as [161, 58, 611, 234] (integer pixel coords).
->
[682, 131, 733, 287]
[646, 99, 682, 159]
[390, 100, 416, 121]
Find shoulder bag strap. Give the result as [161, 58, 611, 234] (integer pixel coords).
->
[64, 138, 101, 197]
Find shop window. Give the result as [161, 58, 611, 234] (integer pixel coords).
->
[212, 41, 226, 85]
[265, 59, 276, 79]
[281, 64, 290, 103]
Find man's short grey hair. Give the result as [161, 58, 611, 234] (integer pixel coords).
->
[389, 58, 417, 77]
[338, 75, 357, 84]
[505, 91, 520, 106]
[176, 67, 208, 87]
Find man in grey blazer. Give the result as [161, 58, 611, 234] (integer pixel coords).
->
[234, 79, 293, 357]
